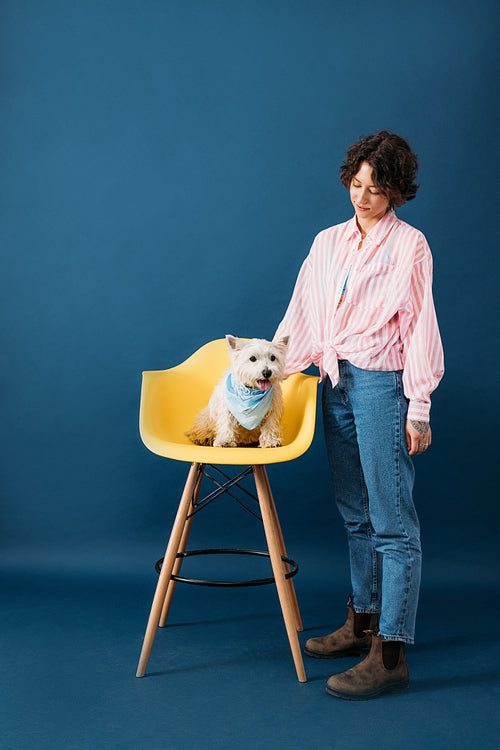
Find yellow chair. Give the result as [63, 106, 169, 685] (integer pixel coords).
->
[136, 339, 319, 682]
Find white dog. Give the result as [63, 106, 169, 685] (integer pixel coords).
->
[186, 335, 289, 448]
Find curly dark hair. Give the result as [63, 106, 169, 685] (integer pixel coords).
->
[339, 130, 419, 207]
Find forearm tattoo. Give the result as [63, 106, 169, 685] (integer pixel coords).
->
[410, 420, 430, 437]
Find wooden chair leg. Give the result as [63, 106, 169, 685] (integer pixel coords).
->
[253, 465, 307, 683]
[159, 465, 205, 627]
[136, 462, 201, 678]
[261, 467, 303, 632]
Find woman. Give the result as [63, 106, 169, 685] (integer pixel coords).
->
[274, 131, 444, 700]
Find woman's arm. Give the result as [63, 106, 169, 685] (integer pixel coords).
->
[274, 253, 315, 376]
[400, 235, 444, 424]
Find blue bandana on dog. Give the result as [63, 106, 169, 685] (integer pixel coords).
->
[223, 373, 274, 430]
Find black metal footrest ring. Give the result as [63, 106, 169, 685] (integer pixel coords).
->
[155, 548, 299, 587]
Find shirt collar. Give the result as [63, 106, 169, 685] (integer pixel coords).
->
[346, 209, 398, 246]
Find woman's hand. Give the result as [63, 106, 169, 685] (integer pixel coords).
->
[405, 420, 431, 456]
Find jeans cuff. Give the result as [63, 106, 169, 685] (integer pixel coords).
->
[378, 632, 414, 645]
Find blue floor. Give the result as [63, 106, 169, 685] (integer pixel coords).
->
[2, 536, 499, 750]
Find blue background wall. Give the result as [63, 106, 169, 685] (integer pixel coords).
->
[1, 0, 498, 576]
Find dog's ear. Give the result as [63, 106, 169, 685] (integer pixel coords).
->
[226, 334, 242, 352]
[274, 335, 290, 350]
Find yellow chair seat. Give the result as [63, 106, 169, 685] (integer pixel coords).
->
[140, 338, 319, 465]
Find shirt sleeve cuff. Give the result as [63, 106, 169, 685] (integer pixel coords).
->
[407, 401, 431, 422]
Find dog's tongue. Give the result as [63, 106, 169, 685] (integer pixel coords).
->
[258, 379, 271, 391]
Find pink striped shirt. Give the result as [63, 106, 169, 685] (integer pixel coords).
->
[275, 209, 444, 422]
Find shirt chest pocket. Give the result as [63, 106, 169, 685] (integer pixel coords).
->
[348, 262, 395, 308]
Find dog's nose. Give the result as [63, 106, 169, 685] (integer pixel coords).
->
[262, 368, 272, 379]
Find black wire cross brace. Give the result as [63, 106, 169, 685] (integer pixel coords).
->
[155, 464, 299, 587]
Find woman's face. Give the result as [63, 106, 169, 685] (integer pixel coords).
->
[350, 161, 390, 230]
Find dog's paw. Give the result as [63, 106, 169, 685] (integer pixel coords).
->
[259, 437, 282, 448]
[190, 436, 212, 446]
[213, 438, 238, 448]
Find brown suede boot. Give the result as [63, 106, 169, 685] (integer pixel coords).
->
[304, 596, 379, 659]
[326, 633, 409, 700]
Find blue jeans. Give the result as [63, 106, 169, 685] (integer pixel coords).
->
[322, 361, 421, 644]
